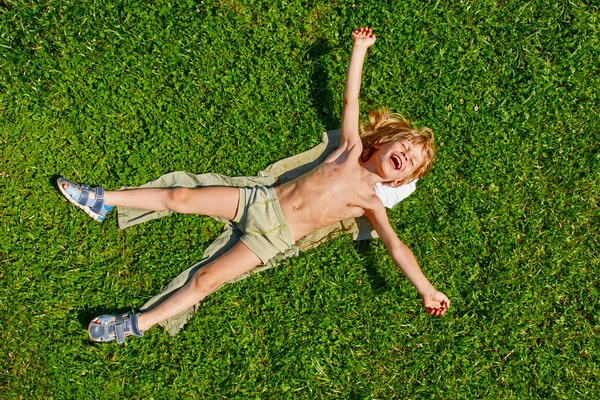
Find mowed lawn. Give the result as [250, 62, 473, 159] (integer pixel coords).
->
[1, 1, 598, 398]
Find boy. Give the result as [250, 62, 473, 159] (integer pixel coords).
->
[59, 28, 449, 344]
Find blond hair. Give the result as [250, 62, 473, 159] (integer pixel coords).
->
[360, 108, 435, 186]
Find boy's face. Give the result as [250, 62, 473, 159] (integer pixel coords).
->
[375, 139, 425, 184]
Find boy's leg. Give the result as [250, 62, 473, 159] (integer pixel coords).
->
[116, 172, 277, 229]
[135, 241, 262, 331]
[104, 187, 240, 220]
[89, 241, 262, 342]
[58, 177, 241, 221]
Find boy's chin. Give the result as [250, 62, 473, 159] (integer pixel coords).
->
[381, 167, 403, 182]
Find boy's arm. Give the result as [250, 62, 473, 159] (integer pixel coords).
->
[339, 28, 376, 152]
[364, 203, 450, 316]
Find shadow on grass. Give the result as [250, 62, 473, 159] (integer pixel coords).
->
[354, 240, 390, 294]
[49, 174, 62, 192]
[307, 38, 340, 131]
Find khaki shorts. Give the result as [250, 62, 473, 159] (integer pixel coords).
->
[233, 186, 295, 264]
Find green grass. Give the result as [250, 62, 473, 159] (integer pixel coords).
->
[1, 0, 599, 398]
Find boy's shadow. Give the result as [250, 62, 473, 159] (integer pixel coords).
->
[307, 38, 340, 130]
[354, 240, 390, 293]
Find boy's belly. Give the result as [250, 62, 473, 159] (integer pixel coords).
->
[275, 182, 365, 241]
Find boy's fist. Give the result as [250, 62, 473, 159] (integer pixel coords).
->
[422, 290, 450, 316]
[351, 27, 376, 48]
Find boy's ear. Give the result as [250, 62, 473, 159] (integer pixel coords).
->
[373, 143, 381, 150]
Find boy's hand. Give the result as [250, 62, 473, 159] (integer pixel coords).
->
[351, 27, 376, 48]
[422, 291, 450, 316]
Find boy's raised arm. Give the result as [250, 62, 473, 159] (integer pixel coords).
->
[339, 27, 376, 150]
[365, 205, 450, 316]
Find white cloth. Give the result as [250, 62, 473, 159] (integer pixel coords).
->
[374, 179, 418, 209]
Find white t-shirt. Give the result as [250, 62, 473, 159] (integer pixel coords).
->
[374, 179, 418, 209]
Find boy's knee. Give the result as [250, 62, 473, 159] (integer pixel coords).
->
[189, 269, 221, 296]
[166, 188, 192, 212]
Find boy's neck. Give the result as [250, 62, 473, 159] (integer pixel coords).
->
[358, 158, 388, 187]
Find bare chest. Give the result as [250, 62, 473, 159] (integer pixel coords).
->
[313, 163, 372, 204]
[277, 161, 376, 235]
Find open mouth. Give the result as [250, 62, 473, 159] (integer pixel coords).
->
[390, 154, 402, 170]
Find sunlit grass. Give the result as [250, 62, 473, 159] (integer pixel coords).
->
[1, 0, 598, 398]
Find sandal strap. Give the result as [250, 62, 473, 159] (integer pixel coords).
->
[79, 183, 105, 215]
[102, 319, 111, 340]
[113, 313, 142, 344]
[90, 186, 105, 214]
[115, 319, 126, 344]
[79, 184, 90, 206]
[128, 313, 143, 337]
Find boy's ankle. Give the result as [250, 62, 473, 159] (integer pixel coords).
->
[136, 313, 150, 332]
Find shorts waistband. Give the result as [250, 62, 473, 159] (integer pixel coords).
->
[264, 186, 290, 236]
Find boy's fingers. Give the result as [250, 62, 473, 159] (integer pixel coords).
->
[426, 305, 447, 316]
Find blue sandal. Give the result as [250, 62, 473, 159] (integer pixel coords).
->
[88, 312, 144, 344]
[57, 177, 114, 222]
